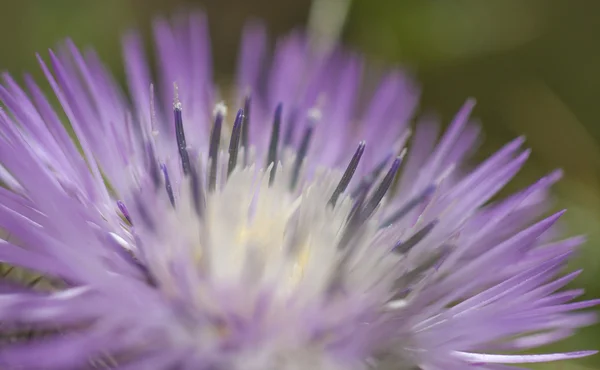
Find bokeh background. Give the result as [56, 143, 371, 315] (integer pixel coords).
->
[0, 0, 598, 368]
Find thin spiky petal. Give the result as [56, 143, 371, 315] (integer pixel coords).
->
[0, 12, 594, 370]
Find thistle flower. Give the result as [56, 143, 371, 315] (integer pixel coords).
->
[0, 13, 596, 370]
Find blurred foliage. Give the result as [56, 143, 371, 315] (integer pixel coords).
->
[0, 0, 598, 368]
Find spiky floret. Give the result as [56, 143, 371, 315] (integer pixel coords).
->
[0, 12, 596, 370]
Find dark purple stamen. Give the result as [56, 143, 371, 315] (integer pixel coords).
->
[350, 152, 393, 198]
[174, 103, 191, 176]
[117, 200, 132, 225]
[266, 103, 283, 185]
[432, 244, 452, 272]
[283, 107, 299, 147]
[380, 184, 437, 228]
[360, 156, 402, 220]
[405, 246, 448, 283]
[289, 116, 316, 191]
[146, 142, 161, 189]
[190, 160, 206, 218]
[242, 96, 251, 165]
[208, 110, 224, 192]
[337, 185, 370, 250]
[228, 109, 244, 177]
[329, 141, 365, 207]
[392, 245, 451, 300]
[393, 220, 438, 254]
[160, 164, 175, 207]
[347, 185, 370, 225]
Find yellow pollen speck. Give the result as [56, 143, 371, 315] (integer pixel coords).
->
[289, 243, 311, 285]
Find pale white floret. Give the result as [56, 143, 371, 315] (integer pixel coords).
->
[129, 147, 414, 368]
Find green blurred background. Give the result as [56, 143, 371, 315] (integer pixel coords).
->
[0, 0, 598, 368]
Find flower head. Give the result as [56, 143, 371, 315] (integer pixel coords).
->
[0, 12, 596, 370]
